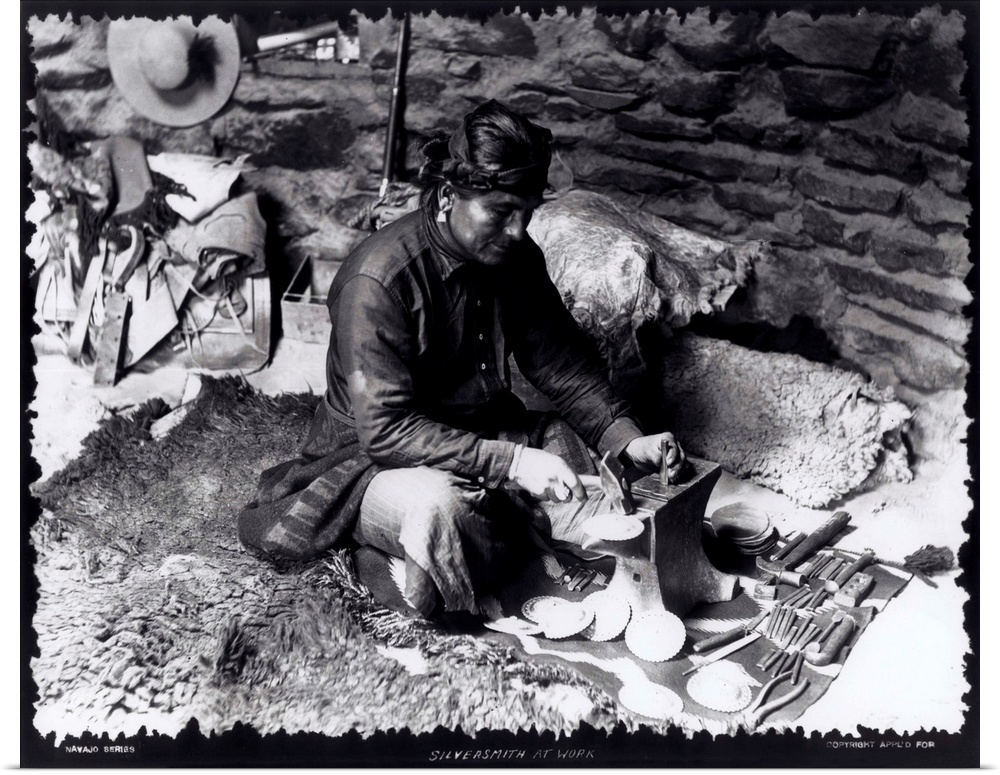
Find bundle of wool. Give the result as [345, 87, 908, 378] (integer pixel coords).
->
[527, 190, 768, 391]
[655, 333, 913, 508]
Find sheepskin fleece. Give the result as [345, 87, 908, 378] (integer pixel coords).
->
[527, 190, 767, 390]
[27, 379, 638, 745]
[656, 334, 913, 508]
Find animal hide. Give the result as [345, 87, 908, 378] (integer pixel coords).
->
[28, 379, 637, 742]
[657, 334, 913, 508]
[528, 190, 768, 391]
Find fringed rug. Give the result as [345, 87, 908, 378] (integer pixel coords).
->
[28, 377, 910, 746]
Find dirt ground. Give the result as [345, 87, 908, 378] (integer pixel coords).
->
[26, 335, 975, 742]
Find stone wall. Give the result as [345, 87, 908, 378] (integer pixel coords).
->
[26, 6, 973, 455]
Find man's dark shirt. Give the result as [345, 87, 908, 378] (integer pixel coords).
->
[318, 208, 642, 488]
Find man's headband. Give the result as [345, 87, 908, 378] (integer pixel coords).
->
[445, 114, 552, 196]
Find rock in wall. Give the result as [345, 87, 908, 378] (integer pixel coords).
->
[25, 5, 973, 458]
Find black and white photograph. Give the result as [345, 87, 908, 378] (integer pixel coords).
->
[21, 0, 981, 766]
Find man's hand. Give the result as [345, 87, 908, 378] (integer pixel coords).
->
[623, 432, 688, 483]
[507, 446, 588, 503]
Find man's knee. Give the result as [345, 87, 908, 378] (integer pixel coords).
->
[362, 466, 485, 538]
[399, 468, 484, 530]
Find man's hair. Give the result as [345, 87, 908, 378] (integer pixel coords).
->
[461, 99, 551, 172]
[417, 100, 552, 205]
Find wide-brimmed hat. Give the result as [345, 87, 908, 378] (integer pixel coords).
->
[107, 16, 241, 127]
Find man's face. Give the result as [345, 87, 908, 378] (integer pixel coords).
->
[443, 188, 544, 266]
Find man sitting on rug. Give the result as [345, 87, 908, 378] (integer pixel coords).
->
[238, 100, 686, 617]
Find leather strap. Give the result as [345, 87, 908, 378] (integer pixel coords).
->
[66, 242, 108, 362]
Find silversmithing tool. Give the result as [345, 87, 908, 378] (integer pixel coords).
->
[792, 622, 819, 650]
[778, 607, 796, 638]
[772, 531, 806, 561]
[767, 607, 785, 639]
[790, 650, 805, 685]
[782, 586, 812, 608]
[591, 456, 739, 618]
[779, 622, 800, 650]
[832, 572, 874, 607]
[761, 648, 783, 672]
[778, 612, 797, 643]
[757, 647, 779, 670]
[772, 650, 794, 677]
[806, 556, 834, 579]
[780, 585, 812, 606]
[825, 551, 876, 592]
[659, 435, 691, 486]
[817, 557, 846, 581]
[812, 610, 845, 647]
[866, 547, 937, 587]
[569, 568, 598, 592]
[803, 614, 856, 666]
[769, 569, 805, 587]
[682, 632, 762, 676]
[597, 451, 636, 514]
[770, 611, 786, 644]
[754, 577, 779, 600]
[559, 565, 579, 585]
[758, 511, 852, 583]
[780, 607, 798, 639]
[763, 607, 780, 638]
[741, 671, 810, 730]
[797, 555, 822, 578]
[804, 588, 827, 610]
[692, 609, 768, 653]
[564, 567, 585, 590]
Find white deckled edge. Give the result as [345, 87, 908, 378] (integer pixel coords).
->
[388, 556, 407, 598]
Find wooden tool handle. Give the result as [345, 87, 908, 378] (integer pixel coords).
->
[692, 626, 743, 653]
[781, 511, 851, 569]
[806, 612, 844, 651]
[773, 531, 807, 561]
[825, 551, 875, 592]
[692, 610, 767, 653]
[803, 616, 855, 666]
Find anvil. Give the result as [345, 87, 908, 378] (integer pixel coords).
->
[592, 455, 739, 618]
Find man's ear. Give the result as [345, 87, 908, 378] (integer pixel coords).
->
[439, 183, 455, 211]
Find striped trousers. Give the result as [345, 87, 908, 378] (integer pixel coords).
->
[353, 417, 603, 616]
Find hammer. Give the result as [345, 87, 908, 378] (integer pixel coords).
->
[757, 511, 852, 584]
[597, 451, 637, 515]
[596, 436, 689, 515]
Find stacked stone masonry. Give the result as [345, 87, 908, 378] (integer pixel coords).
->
[26, 6, 972, 410]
